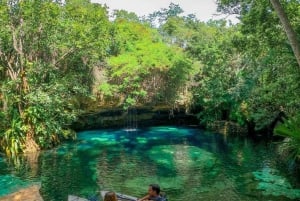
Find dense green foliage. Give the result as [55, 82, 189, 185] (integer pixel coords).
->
[0, 0, 299, 161]
[99, 12, 192, 108]
[0, 0, 110, 155]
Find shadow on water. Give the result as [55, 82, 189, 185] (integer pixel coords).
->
[0, 126, 300, 201]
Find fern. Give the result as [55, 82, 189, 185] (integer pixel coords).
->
[274, 115, 300, 161]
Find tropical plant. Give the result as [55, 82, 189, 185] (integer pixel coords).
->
[275, 115, 300, 161]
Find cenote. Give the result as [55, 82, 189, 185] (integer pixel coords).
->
[1, 126, 300, 201]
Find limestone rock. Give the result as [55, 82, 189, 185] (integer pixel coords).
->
[0, 185, 43, 201]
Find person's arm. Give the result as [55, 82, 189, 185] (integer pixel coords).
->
[138, 195, 150, 201]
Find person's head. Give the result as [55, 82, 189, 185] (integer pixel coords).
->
[148, 184, 160, 196]
[104, 192, 117, 201]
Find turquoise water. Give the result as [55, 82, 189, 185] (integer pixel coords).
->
[1, 126, 300, 201]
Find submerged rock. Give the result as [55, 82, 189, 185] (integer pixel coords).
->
[0, 184, 43, 201]
[253, 167, 300, 199]
[147, 145, 218, 170]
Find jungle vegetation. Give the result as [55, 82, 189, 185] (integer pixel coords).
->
[0, 0, 299, 162]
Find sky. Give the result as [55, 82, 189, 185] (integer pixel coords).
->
[91, 0, 238, 23]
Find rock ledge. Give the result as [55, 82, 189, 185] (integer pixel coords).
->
[0, 185, 43, 201]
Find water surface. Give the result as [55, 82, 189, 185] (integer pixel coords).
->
[0, 126, 300, 201]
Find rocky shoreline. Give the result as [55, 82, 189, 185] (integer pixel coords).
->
[72, 106, 199, 131]
[0, 185, 43, 201]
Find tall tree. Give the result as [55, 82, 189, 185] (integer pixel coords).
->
[217, 0, 300, 68]
[270, 0, 300, 68]
[214, 0, 300, 133]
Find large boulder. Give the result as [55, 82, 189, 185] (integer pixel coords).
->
[0, 185, 43, 201]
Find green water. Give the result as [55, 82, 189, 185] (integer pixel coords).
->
[1, 126, 300, 201]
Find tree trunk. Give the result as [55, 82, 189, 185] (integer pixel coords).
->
[270, 0, 300, 68]
[24, 126, 40, 153]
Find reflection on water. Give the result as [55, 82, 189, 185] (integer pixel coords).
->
[0, 126, 300, 201]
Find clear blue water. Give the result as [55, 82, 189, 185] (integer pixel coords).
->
[1, 126, 300, 201]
